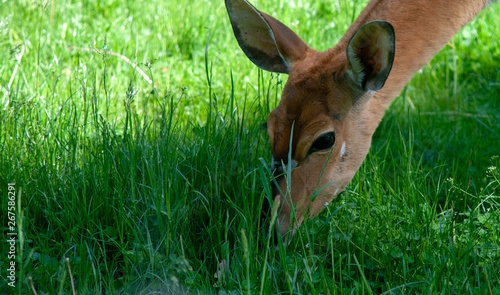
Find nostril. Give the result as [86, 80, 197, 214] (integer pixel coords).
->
[273, 166, 284, 179]
[272, 162, 287, 181]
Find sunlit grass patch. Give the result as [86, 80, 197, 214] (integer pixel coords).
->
[1, 0, 499, 293]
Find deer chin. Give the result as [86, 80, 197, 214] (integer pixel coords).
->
[272, 144, 352, 238]
[273, 170, 350, 237]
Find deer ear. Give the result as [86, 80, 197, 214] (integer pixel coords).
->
[225, 0, 309, 74]
[346, 20, 395, 91]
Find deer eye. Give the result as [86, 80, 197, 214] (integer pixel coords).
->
[309, 132, 335, 153]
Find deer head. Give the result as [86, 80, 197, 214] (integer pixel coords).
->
[225, 0, 395, 237]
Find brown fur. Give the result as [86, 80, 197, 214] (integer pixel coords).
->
[226, 0, 490, 237]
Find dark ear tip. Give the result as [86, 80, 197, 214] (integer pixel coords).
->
[373, 20, 394, 34]
[347, 19, 396, 92]
[349, 20, 395, 48]
[361, 20, 394, 35]
[359, 20, 395, 42]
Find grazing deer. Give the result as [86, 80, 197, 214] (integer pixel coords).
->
[225, 0, 497, 238]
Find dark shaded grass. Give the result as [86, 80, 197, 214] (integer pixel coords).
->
[1, 0, 499, 294]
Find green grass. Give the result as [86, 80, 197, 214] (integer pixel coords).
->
[1, 0, 499, 294]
